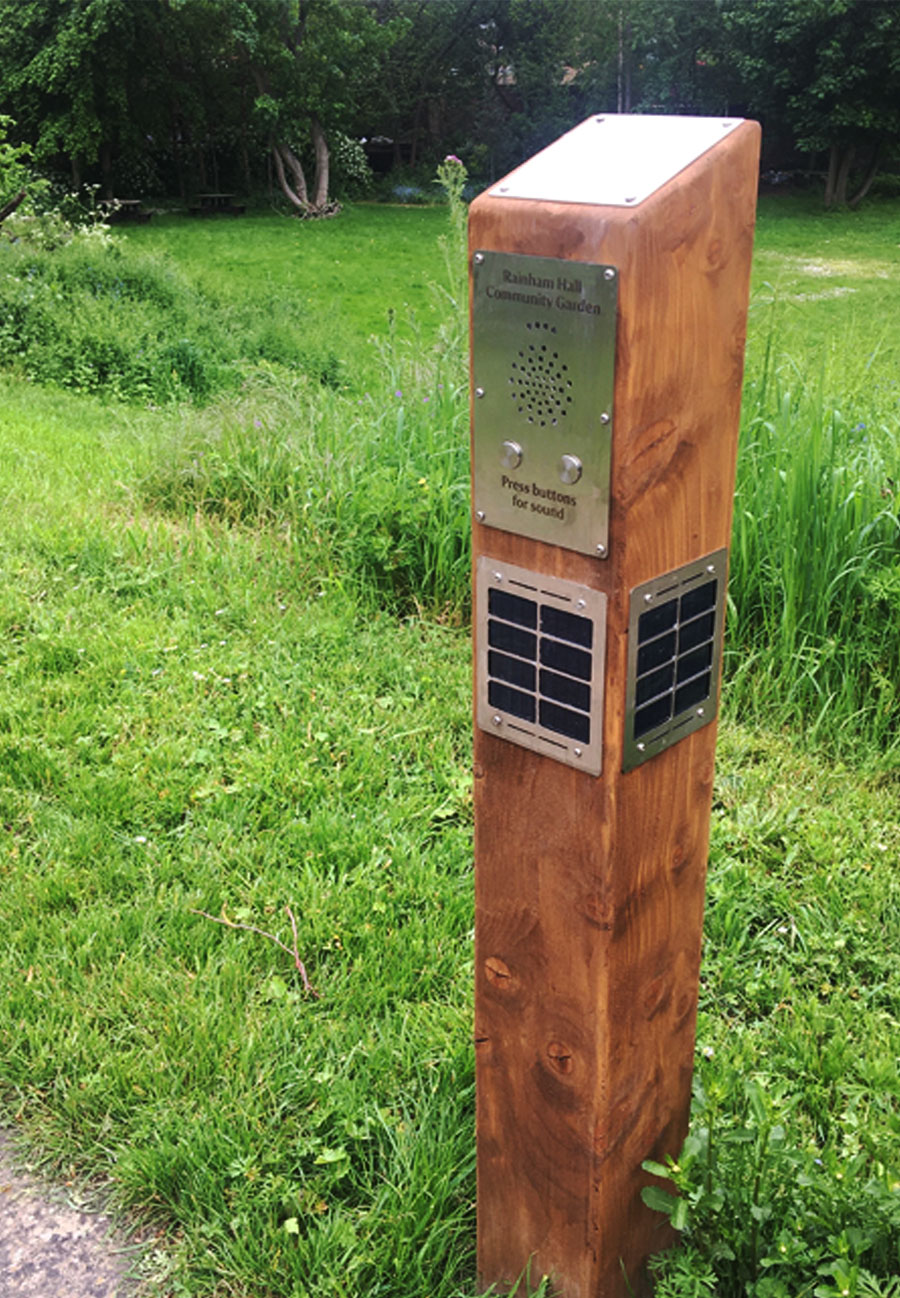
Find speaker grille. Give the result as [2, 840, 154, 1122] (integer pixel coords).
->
[623, 550, 727, 770]
[508, 321, 574, 428]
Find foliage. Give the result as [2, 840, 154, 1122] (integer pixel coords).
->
[139, 362, 469, 618]
[0, 235, 234, 402]
[721, 0, 900, 206]
[643, 1073, 900, 1294]
[329, 130, 373, 197]
[728, 373, 900, 755]
[432, 153, 469, 387]
[0, 0, 145, 189]
[2, 0, 900, 202]
[0, 113, 37, 211]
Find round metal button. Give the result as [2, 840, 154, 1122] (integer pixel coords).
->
[500, 440, 523, 470]
[558, 453, 583, 485]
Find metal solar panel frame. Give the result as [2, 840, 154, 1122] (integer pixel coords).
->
[476, 556, 607, 775]
[623, 548, 728, 771]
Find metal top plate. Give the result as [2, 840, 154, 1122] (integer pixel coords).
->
[489, 114, 743, 208]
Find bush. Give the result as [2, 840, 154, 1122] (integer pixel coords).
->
[0, 234, 230, 402]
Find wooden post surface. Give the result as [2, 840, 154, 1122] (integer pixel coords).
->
[471, 121, 761, 1297]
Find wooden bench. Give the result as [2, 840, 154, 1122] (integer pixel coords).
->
[100, 199, 152, 224]
[189, 193, 246, 216]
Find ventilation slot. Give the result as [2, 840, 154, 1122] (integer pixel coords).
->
[623, 550, 727, 771]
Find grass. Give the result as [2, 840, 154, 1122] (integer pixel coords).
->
[1, 191, 899, 1296]
[124, 205, 455, 391]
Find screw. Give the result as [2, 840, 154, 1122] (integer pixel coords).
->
[576, 598, 586, 610]
[499, 185, 510, 193]
[475, 510, 485, 522]
[493, 571, 503, 583]
[595, 115, 605, 123]
[696, 707, 705, 718]
[600, 411, 610, 424]
[474, 252, 484, 265]
[707, 563, 716, 574]
[573, 747, 583, 758]
[596, 543, 607, 557]
[492, 714, 503, 727]
[625, 195, 636, 204]
[475, 386, 485, 399]
[644, 592, 654, 604]
[603, 268, 616, 281]
[637, 742, 646, 753]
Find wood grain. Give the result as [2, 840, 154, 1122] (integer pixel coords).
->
[471, 120, 760, 1297]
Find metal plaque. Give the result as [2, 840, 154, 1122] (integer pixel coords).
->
[489, 115, 744, 208]
[623, 549, 728, 772]
[476, 557, 607, 775]
[472, 251, 617, 557]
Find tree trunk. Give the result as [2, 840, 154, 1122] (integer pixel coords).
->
[239, 88, 252, 194]
[825, 142, 855, 208]
[171, 109, 186, 201]
[100, 141, 113, 198]
[824, 143, 839, 207]
[849, 143, 882, 209]
[410, 96, 424, 169]
[272, 140, 310, 212]
[0, 189, 26, 226]
[310, 115, 329, 209]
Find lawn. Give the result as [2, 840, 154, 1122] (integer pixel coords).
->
[0, 193, 898, 1297]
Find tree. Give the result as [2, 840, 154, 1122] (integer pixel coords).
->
[0, 116, 33, 224]
[367, 0, 491, 170]
[721, 0, 900, 207]
[0, 0, 397, 212]
[0, 0, 155, 192]
[234, 0, 396, 216]
[570, 0, 732, 119]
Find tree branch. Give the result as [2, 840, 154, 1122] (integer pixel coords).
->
[191, 905, 319, 997]
[0, 189, 26, 227]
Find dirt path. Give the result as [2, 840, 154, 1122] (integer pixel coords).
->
[0, 1131, 146, 1297]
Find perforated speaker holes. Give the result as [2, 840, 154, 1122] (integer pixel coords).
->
[508, 321, 574, 428]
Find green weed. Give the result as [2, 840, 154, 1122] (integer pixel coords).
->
[727, 356, 900, 755]
[139, 361, 470, 620]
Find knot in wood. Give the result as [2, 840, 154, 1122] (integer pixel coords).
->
[484, 956, 512, 986]
[547, 1041, 574, 1075]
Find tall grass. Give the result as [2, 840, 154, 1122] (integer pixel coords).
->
[139, 362, 471, 619]
[137, 299, 900, 755]
[727, 330, 900, 757]
[0, 225, 347, 402]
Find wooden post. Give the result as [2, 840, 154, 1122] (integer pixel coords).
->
[470, 117, 760, 1297]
